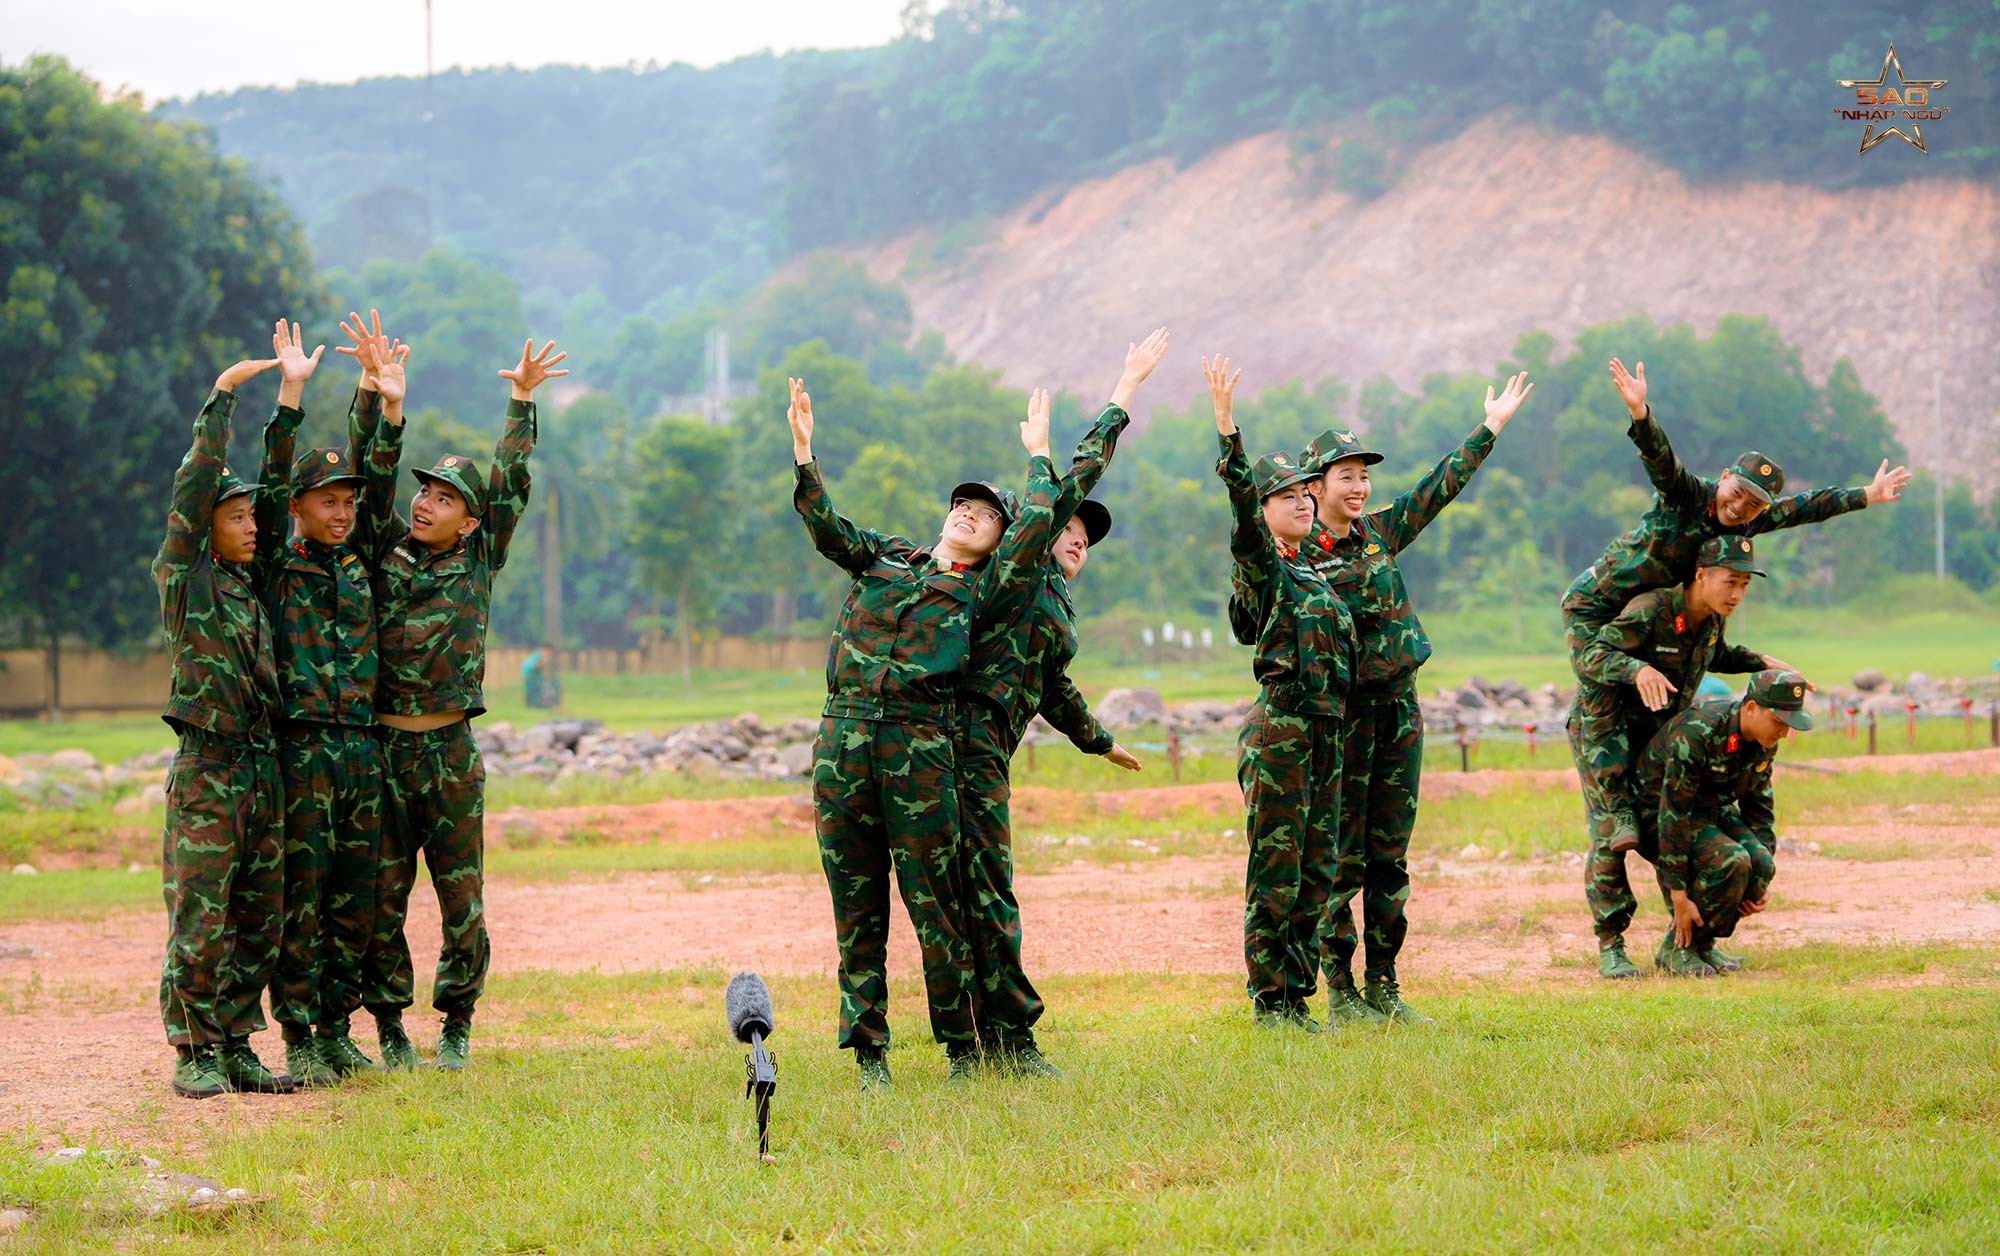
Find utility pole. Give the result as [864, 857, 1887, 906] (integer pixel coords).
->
[1929, 250, 1944, 580]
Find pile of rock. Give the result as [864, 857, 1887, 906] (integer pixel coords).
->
[1827, 669, 1996, 721]
[477, 714, 822, 782]
[1426, 676, 1570, 729]
[0, 747, 171, 815]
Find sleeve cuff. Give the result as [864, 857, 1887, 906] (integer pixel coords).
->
[506, 398, 533, 419]
[796, 458, 823, 484]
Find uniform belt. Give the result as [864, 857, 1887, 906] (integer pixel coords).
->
[822, 694, 957, 726]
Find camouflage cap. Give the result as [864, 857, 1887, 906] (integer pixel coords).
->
[292, 447, 367, 494]
[949, 481, 1015, 528]
[1252, 451, 1315, 499]
[1300, 426, 1384, 473]
[1073, 499, 1113, 547]
[1726, 451, 1785, 504]
[1745, 667, 1814, 730]
[1697, 535, 1766, 577]
[213, 469, 260, 507]
[412, 454, 487, 517]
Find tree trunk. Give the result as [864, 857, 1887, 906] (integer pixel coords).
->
[676, 569, 693, 689]
[43, 624, 61, 725]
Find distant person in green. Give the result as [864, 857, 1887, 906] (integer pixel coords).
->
[1633, 669, 1814, 976]
[151, 330, 310, 1099]
[356, 334, 568, 1070]
[260, 310, 410, 1085]
[955, 330, 1166, 1079]
[1208, 354, 1356, 1033]
[1560, 356, 1908, 855]
[523, 643, 561, 708]
[790, 374, 1059, 1091]
[1570, 535, 1796, 979]
[1296, 372, 1536, 1026]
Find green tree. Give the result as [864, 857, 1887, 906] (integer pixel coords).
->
[628, 416, 735, 684]
[0, 56, 319, 713]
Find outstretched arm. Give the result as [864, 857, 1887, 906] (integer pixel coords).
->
[975, 391, 1061, 628]
[486, 338, 563, 569]
[253, 318, 321, 580]
[1758, 460, 1907, 534]
[1038, 667, 1127, 763]
[334, 308, 390, 457]
[1612, 358, 1708, 511]
[1051, 328, 1169, 522]
[1376, 372, 1531, 551]
[1206, 355, 1272, 643]
[156, 360, 274, 580]
[789, 377, 885, 574]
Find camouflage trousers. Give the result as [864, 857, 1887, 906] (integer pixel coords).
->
[1238, 697, 1344, 1011]
[813, 714, 975, 1052]
[953, 705, 1042, 1048]
[1318, 681, 1422, 983]
[1567, 692, 1667, 943]
[272, 723, 383, 1039]
[1651, 814, 1776, 951]
[158, 727, 283, 1047]
[364, 721, 488, 1020]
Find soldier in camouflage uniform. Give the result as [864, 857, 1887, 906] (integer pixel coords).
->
[1570, 535, 1789, 978]
[1206, 356, 1356, 1033]
[153, 327, 320, 1099]
[789, 375, 1060, 1091]
[955, 330, 1166, 1079]
[1297, 372, 1536, 1026]
[260, 312, 412, 1083]
[356, 336, 567, 1070]
[1560, 356, 1908, 852]
[1633, 669, 1813, 976]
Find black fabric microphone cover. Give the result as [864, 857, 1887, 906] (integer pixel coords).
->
[725, 971, 774, 1043]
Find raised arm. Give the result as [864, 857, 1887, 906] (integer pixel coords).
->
[251, 318, 324, 581]
[1612, 358, 1708, 510]
[485, 337, 563, 569]
[334, 308, 388, 456]
[1054, 328, 1170, 523]
[1375, 372, 1528, 551]
[789, 377, 885, 574]
[364, 361, 412, 555]
[156, 370, 262, 580]
[974, 391, 1061, 628]
[1205, 355, 1272, 643]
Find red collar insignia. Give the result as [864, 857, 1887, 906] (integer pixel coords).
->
[1725, 733, 1740, 753]
[1673, 613, 1686, 635]
[1276, 540, 1298, 559]
[292, 541, 308, 558]
[1315, 531, 1334, 551]
[950, 562, 970, 573]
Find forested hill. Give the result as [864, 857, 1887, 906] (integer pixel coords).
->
[165, 1, 1995, 332]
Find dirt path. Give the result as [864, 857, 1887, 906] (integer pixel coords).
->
[4, 752, 1997, 1146]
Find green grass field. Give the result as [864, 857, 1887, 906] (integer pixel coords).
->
[5, 947, 1999, 1252]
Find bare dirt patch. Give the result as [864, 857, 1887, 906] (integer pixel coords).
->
[6, 754, 1996, 1148]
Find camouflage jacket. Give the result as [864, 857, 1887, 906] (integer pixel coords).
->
[363, 400, 538, 719]
[1300, 423, 1495, 690]
[1220, 430, 1355, 717]
[259, 389, 385, 726]
[1562, 409, 1868, 622]
[151, 389, 283, 744]
[960, 404, 1127, 756]
[1638, 696, 1778, 892]
[1574, 584, 1768, 747]
[796, 454, 1058, 726]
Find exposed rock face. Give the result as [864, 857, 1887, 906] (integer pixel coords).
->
[855, 116, 1998, 493]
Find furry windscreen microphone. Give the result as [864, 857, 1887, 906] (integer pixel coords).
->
[725, 972, 775, 1043]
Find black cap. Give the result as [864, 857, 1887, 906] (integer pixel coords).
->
[949, 481, 1015, 527]
[1073, 500, 1113, 547]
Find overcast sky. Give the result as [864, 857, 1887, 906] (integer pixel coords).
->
[3, 0, 910, 102]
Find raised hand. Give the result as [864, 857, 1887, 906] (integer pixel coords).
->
[1482, 371, 1535, 434]
[376, 341, 412, 407]
[273, 318, 325, 408]
[1021, 388, 1052, 458]
[1109, 326, 1170, 410]
[500, 338, 569, 400]
[214, 357, 280, 394]
[335, 308, 393, 386]
[1634, 664, 1678, 712]
[1864, 459, 1911, 505]
[1607, 357, 1647, 421]
[1102, 744, 1143, 772]
[1202, 354, 1242, 435]
[788, 377, 815, 462]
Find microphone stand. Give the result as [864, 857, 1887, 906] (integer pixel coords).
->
[743, 1031, 777, 1158]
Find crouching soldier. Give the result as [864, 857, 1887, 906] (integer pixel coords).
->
[1636, 669, 1813, 976]
[1569, 536, 1796, 978]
